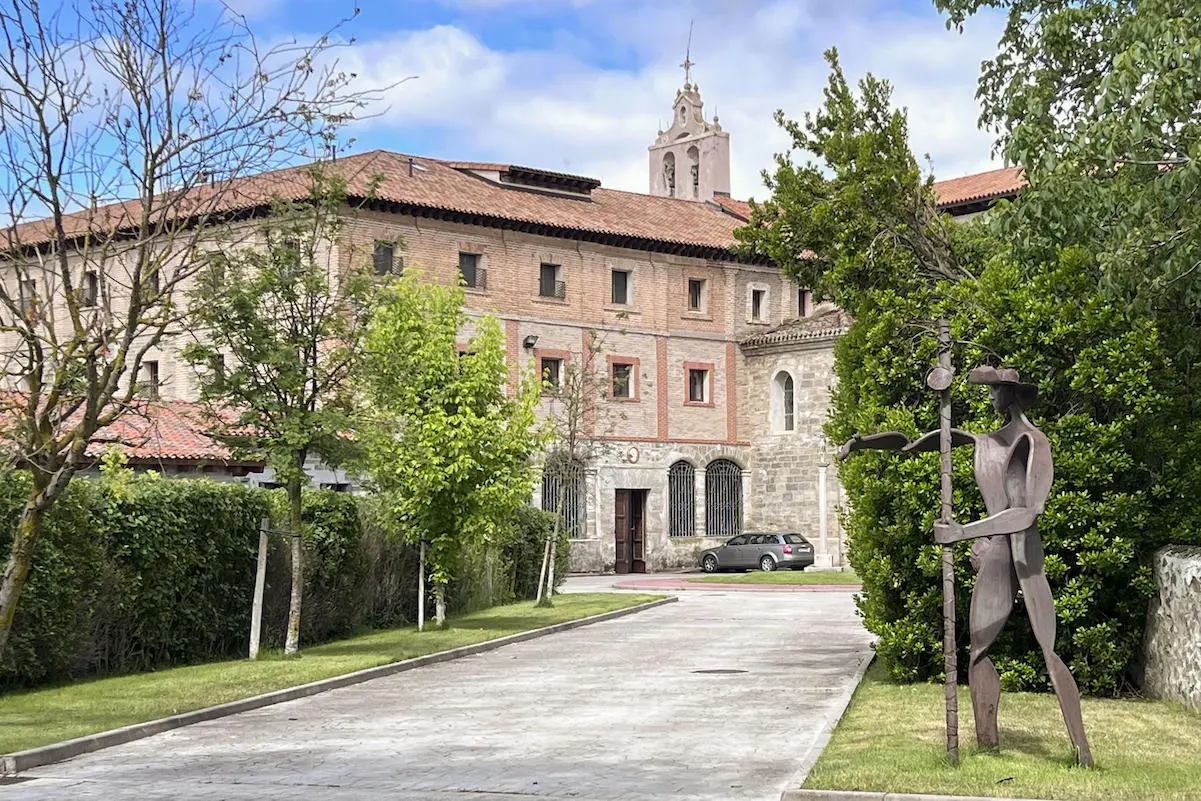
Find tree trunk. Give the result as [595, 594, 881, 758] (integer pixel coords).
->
[284, 472, 304, 656]
[0, 498, 47, 658]
[434, 581, 446, 629]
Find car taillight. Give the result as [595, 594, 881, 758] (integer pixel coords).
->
[783, 544, 793, 554]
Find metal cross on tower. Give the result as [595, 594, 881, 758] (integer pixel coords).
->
[681, 20, 695, 84]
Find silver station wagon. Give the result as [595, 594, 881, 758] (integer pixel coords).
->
[699, 532, 815, 573]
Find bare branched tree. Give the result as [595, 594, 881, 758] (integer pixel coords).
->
[535, 327, 626, 605]
[0, 0, 378, 656]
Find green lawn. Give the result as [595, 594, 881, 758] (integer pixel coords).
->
[688, 570, 861, 585]
[805, 661, 1201, 801]
[0, 593, 660, 755]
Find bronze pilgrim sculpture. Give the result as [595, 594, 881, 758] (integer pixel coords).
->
[840, 365, 1094, 767]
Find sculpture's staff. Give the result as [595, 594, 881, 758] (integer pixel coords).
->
[929, 318, 959, 766]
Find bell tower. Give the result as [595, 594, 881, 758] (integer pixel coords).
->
[648, 42, 730, 203]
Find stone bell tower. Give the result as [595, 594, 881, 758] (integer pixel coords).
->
[648, 51, 731, 203]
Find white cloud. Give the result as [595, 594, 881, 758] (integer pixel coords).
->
[344, 1, 1005, 199]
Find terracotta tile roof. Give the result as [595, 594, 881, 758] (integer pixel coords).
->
[711, 194, 752, 220]
[10, 150, 753, 258]
[932, 166, 1026, 208]
[84, 400, 255, 464]
[740, 304, 854, 350]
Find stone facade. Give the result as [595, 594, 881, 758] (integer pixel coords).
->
[1140, 545, 1201, 709]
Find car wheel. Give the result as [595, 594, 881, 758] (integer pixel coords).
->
[760, 555, 776, 572]
[702, 555, 718, 573]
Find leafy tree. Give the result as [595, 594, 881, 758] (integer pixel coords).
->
[934, 0, 1201, 317]
[0, 0, 368, 658]
[739, 49, 1192, 694]
[358, 273, 542, 628]
[182, 169, 375, 656]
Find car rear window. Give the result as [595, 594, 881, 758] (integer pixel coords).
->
[783, 534, 807, 544]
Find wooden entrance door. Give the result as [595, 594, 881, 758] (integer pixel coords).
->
[614, 489, 648, 574]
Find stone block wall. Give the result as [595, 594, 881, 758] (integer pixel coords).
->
[741, 338, 846, 565]
[1141, 545, 1201, 709]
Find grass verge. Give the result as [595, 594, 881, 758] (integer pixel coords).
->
[805, 661, 1201, 801]
[0, 593, 660, 755]
[688, 570, 861, 585]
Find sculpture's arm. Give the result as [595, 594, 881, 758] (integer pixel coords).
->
[838, 432, 909, 461]
[934, 508, 1039, 544]
[933, 432, 1049, 544]
[900, 428, 977, 454]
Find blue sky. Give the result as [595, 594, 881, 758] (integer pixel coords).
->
[225, 0, 1005, 199]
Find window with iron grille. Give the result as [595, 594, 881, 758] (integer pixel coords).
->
[140, 360, 160, 399]
[668, 461, 696, 537]
[611, 269, 630, 305]
[542, 455, 585, 538]
[373, 242, 396, 275]
[539, 262, 564, 298]
[706, 459, 743, 538]
[459, 252, 484, 288]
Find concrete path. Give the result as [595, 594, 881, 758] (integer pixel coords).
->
[2, 590, 873, 801]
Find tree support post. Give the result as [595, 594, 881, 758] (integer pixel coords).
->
[418, 539, 426, 633]
[249, 518, 269, 660]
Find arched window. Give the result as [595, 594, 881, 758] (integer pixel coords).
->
[687, 145, 700, 197]
[773, 371, 795, 432]
[668, 461, 696, 537]
[663, 152, 676, 196]
[542, 454, 586, 539]
[705, 459, 743, 539]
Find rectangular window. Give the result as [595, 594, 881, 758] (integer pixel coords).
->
[610, 360, 635, 400]
[798, 288, 812, 317]
[751, 288, 765, 321]
[539, 357, 562, 390]
[81, 271, 98, 307]
[140, 360, 160, 399]
[688, 368, 709, 403]
[20, 278, 37, 317]
[687, 278, 705, 311]
[539, 262, 564, 299]
[459, 252, 484, 289]
[611, 269, 630, 305]
[373, 241, 395, 276]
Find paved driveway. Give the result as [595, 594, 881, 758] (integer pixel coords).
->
[3, 590, 873, 801]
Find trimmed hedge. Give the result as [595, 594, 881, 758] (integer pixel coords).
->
[0, 469, 563, 691]
[0, 471, 268, 688]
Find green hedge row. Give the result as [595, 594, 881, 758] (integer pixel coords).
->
[0, 471, 567, 691]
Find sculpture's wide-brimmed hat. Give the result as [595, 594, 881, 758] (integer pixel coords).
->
[968, 366, 1038, 404]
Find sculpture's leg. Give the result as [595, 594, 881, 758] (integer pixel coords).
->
[967, 536, 1016, 749]
[1012, 530, 1095, 768]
